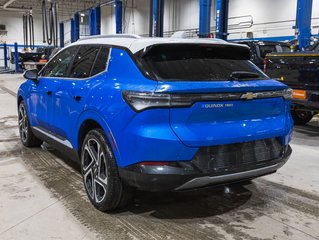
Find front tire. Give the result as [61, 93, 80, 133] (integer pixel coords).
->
[81, 129, 134, 211]
[18, 101, 42, 147]
[291, 110, 314, 125]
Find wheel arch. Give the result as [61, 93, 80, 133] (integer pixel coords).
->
[76, 110, 121, 163]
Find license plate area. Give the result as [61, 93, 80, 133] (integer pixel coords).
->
[191, 138, 284, 174]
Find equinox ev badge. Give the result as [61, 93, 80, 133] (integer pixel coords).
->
[202, 103, 234, 108]
[241, 92, 257, 100]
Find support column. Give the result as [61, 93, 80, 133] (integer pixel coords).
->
[149, 0, 154, 37]
[115, 0, 123, 34]
[70, 18, 75, 43]
[3, 43, 8, 69]
[14, 42, 19, 73]
[215, 0, 229, 40]
[199, 0, 212, 38]
[59, 22, 64, 48]
[295, 0, 313, 50]
[154, 0, 164, 37]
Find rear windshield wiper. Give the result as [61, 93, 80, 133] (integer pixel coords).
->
[230, 71, 261, 80]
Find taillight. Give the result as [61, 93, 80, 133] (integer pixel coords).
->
[263, 57, 267, 72]
[123, 90, 293, 112]
[122, 91, 193, 112]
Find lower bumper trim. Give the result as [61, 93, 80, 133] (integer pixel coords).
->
[174, 163, 281, 190]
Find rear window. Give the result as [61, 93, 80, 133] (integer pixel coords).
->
[135, 44, 267, 81]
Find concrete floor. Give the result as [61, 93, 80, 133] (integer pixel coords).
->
[0, 74, 318, 240]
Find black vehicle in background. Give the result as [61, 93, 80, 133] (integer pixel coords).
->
[265, 48, 319, 125]
[234, 40, 292, 69]
[10, 46, 55, 70]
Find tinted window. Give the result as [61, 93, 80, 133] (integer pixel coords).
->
[136, 44, 266, 81]
[69, 46, 100, 78]
[91, 47, 110, 76]
[279, 45, 291, 53]
[259, 45, 277, 58]
[259, 44, 291, 58]
[42, 46, 77, 77]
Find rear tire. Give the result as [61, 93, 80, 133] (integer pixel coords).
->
[81, 129, 135, 211]
[291, 110, 314, 125]
[18, 101, 42, 147]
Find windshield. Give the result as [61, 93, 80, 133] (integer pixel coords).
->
[136, 44, 268, 81]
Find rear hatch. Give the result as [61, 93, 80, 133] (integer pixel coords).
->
[265, 52, 319, 91]
[137, 43, 291, 147]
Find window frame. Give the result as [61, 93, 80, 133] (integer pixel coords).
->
[39, 46, 79, 78]
[39, 44, 112, 80]
[88, 46, 111, 78]
[68, 45, 101, 79]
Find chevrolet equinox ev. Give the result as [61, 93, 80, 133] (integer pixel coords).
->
[18, 35, 293, 211]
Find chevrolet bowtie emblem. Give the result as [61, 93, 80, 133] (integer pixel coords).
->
[241, 92, 257, 100]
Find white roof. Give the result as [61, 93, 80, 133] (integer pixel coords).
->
[70, 34, 246, 54]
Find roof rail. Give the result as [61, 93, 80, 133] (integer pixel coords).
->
[78, 34, 141, 41]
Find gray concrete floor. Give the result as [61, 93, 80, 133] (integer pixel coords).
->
[0, 74, 318, 240]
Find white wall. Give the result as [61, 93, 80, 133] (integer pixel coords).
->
[0, 11, 44, 45]
[3, 0, 319, 47]
[122, 0, 149, 35]
[228, 0, 319, 39]
[101, 5, 116, 35]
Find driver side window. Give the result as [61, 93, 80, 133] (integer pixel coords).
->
[41, 46, 78, 77]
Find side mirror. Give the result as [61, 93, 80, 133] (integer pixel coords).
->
[23, 69, 39, 83]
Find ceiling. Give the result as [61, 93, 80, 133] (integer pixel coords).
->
[0, 0, 112, 19]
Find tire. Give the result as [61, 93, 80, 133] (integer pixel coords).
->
[18, 101, 42, 147]
[291, 110, 314, 125]
[81, 129, 135, 211]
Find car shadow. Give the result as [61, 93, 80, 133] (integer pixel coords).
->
[47, 147, 254, 220]
[294, 123, 319, 138]
[118, 182, 253, 219]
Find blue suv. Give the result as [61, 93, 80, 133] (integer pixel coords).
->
[18, 35, 293, 211]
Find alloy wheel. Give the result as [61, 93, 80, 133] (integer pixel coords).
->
[18, 104, 28, 142]
[82, 138, 108, 203]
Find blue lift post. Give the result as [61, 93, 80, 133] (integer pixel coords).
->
[215, 0, 229, 40]
[115, 0, 123, 34]
[14, 42, 19, 73]
[59, 22, 64, 48]
[154, 0, 164, 37]
[88, 8, 93, 35]
[93, 6, 101, 35]
[74, 12, 80, 41]
[3, 43, 8, 69]
[199, 0, 212, 38]
[295, 0, 313, 50]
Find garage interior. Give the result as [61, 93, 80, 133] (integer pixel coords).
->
[0, 0, 319, 239]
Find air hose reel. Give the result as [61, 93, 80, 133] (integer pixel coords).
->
[42, 0, 58, 47]
[22, 11, 35, 50]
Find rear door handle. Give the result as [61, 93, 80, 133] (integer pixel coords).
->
[74, 96, 81, 102]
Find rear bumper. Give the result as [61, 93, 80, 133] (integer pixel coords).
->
[119, 144, 292, 191]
